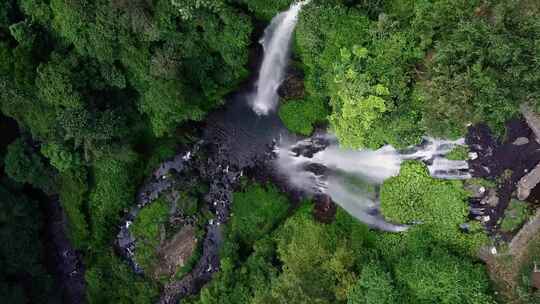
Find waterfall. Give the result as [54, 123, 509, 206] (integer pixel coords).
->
[275, 135, 471, 231]
[251, 1, 309, 115]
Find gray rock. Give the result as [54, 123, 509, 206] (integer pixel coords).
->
[517, 162, 540, 200]
[459, 223, 470, 232]
[480, 189, 499, 207]
[513, 137, 530, 146]
[521, 103, 540, 144]
[465, 184, 486, 198]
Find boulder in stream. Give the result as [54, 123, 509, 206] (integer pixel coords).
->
[480, 189, 499, 207]
[513, 137, 530, 146]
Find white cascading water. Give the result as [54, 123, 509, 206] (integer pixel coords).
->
[251, 1, 310, 115]
[275, 136, 471, 231]
[247, 1, 472, 231]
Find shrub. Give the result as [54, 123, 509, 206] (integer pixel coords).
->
[131, 197, 169, 272]
[500, 200, 529, 233]
[85, 252, 159, 304]
[88, 151, 138, 247]
[447, 145, 470, 161]
[347, 262, 398, 304]
[228, 183, 290, 251]
[278, 97, 328, 135]
[380, 161, 486, 256]
[59, 169, 90, 249]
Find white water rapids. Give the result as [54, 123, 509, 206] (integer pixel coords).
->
[248, 1, 472, 231]
[275, 136, 471, 231]
[251, 1, 310, 115]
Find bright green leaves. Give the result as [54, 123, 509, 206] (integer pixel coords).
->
[392, 241, 494, 304]
[171, 0, 226, 21]
[37, 53, 83, 109]
[229, 184, 289, 250]
[329, 46, 391, 149]
[41, 143, 82, 172]
[352, 45, 368, 59]
[88, 151, 138, 247]
[347, 262, 397, 304]
[234, 0, 295, 21]
[278, 97, 328, 135]
[270, 211, 358, 303]
[376, 161, 493, 303]
[380, 161, 486, 256]
[140, 79, 205, 137]
[131, 197, 169, 271]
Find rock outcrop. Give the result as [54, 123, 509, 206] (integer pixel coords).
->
[520, 103, 540, 144]
[278, 66, 305, 100]
[517, 104, 540, 200]
[517, 162, 540, 200]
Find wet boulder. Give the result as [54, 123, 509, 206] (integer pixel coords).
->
[513, 137, 530, 146]
[465, 183, 487, 199]
[480, 189, 499, 207]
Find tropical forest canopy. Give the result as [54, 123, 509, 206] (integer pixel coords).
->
[1, 0, 540, 303]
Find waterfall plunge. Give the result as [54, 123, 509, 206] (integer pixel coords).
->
[251, 1, 309, 115]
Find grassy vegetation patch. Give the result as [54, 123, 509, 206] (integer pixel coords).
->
[380, 161, 487, 256]
[131, 197, 169, 272]
[500, 200, 530, 233]
[466, 178, 497, 189]
[516, 233, 540, 303]
[59, 169, 90, 249]
[89, 152, 139, 248]
[447, 145, 470, 160]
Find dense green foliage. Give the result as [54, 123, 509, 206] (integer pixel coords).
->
[380, 161, 486, 256]
[0, 0, 293, 299]
[500, 200, 530, 232]
[0, 184, 59, 303]
[447, 145, 470, 161]
[295, 0, 540, 147]
[85, 251, 159, 304]
[187, 183, 494, 304]
[228, 183, 290, 248]
[88, 151, 139, 248]
[131, 197, 170, 272]
[2, 0, 538, 302]
[4, 138, 57, 193]
[278, 97, 328, 135]
[58, 168, 90, 249]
